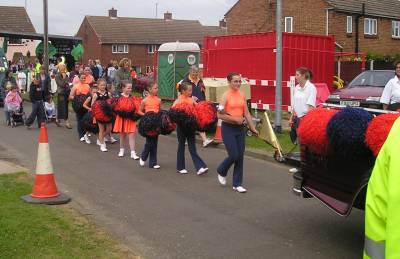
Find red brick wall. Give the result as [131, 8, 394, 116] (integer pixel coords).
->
[100, 44, 157, 73]
[225, 0, 327, 35]
[76, 17, 101, 65]
[330, 12, 400, 55]
[226, 0, 275, 35]
[225, 0, 400, 55]
[282, 0, 328, 35]
[76, 17, 157, 71]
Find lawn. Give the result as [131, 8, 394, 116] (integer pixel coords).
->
[0, 173, 139, 259]
[245, 130, 298, 154]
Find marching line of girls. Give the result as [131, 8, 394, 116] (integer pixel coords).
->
[72, 73, 256, 193]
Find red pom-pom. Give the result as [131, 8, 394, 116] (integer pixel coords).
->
[365, 113, 400, 156]
[169, 103, 198, 133]
[297, 108, 338, 155]
[92, 100, 114, 123]
[113, 96, 137, 119]
[196, 101, 217, 133]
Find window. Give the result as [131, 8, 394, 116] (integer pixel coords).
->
[8, 38, 22, 45]
[112, 44, 129, 54]
[364, 18, 377, 35]
[284, 17, 293, 33]
[392, 21, 400, 38]
[346, 16, 353, 34]
[147, 45, 158, 54]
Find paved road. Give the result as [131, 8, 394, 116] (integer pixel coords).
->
[0, 107, 364, 259]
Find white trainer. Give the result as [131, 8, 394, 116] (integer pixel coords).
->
[96, 139, 101, 146]
[118, 148, 125, 157]
[80, 137, 85, 142]
[202, 139, 213, 148]
[289, 168, 299, 173]
[178, 169, 188, 174]
[100, 144, 108, 152]
[218, 174, 227, 186]
[131, 151, 140, 160]
[139, 158, 145, 167]
[84, 133, 91, 144]
[233, 186, 247, 193]
[197, 167, 209, 176]
[153, 165, 161, 169]
[109, 136, 118, 144]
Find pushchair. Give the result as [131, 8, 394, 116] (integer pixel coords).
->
[7, 104, 26, 127]
[43, 101, 57, 123]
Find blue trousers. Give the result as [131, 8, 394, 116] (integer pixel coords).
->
[141, 136, 158, 167]
[217, 123, 245, 187]
[176, 126, 206, 171]
[76, 113, 86, 139]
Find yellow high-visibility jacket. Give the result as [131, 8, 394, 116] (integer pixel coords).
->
[364, 118, 400, 259]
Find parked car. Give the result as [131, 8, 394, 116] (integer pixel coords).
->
[326, 70, 395, 109]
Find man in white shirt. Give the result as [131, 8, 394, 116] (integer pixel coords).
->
[380, 62, 400, 110]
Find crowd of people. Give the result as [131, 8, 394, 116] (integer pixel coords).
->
[1, 57, 259, 193]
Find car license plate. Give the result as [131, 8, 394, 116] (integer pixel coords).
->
[340, 100, 360, 107]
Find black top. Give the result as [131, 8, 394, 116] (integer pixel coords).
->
[96, 91, 110, 101]
[29, 82, 49, 102]
[181, 75, 206, 102]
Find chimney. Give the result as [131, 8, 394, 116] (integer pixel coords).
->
[164, 11, 172, 21]
[109, 7, 117, 18]
[219, 19, 227, 28]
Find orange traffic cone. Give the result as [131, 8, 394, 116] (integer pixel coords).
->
[22, 123, 70, 205]
[213, 119, 223, 143]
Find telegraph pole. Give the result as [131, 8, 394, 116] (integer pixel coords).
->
[43, 0, 49, 74]
[274, 0, 283, 133]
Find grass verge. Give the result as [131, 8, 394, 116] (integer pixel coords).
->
[245, 130, 298, 154]
[0, 172, 140, 259]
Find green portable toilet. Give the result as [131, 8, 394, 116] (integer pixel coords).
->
[157, 42, 200, 99]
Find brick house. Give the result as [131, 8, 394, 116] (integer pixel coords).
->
[76, 8, 226, 74]
[0, 6, 37, 61]
[224, 0, 400, 56]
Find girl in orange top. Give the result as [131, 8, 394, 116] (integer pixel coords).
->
[217, 72, 258, 193]
[114, 81, 140, 160]
[172, 82, 208, 175]
[69, 73, 91, 142]
[138, 82, 162, 169]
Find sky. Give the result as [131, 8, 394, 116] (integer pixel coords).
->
[0, 0, 237, 36]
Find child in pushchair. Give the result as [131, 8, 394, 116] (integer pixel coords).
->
[44, 95, 58, 123]
[5, 85, 25, 127]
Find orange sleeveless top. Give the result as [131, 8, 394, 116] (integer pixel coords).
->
[225, 89, 245, 117]
[76, 83, 91, 95]
[144, 95, 160, 113]
[176, 95, 194, 106]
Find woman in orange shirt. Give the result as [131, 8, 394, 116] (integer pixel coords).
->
[69, 73, 91, 143]
[217, 72, 258, 193]
[172, 82, 208, 175]
[138, 82, 161, 169]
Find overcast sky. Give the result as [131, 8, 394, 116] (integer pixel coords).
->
[1, 0, 237, 35]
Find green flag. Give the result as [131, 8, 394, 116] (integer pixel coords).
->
[71, 43, 84, 61]
[35, 41, 57, 58]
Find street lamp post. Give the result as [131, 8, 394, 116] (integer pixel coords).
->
[274, 0, 283, 133]
[43, 0, 49, 74]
